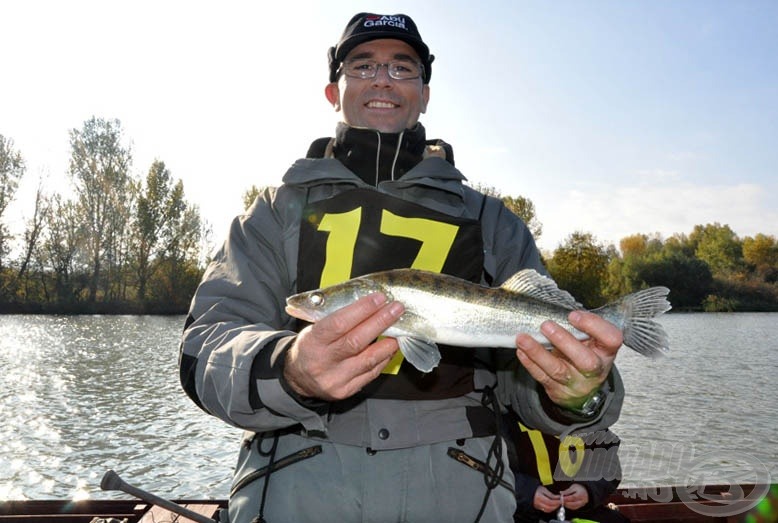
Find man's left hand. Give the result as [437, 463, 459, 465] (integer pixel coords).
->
[560, 483, 590, 510]
[515, 310, 622, 411]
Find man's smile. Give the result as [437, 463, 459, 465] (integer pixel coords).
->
[366, 100, 399, 109]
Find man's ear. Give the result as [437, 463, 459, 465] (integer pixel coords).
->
[325, 83, 341, 111]
[420, 85, 430, 114]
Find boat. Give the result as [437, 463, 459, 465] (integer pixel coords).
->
[605, 483, 776, 522]
[1, 482, 775, 522]
[0, 498, 225, 522]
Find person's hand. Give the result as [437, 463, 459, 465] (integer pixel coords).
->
[560, 483, 590, 510]
[284, 292, 404, 401]
[515, 311, 622, 410]
[533, 485, 562, 513]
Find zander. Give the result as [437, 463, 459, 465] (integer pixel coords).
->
[285, 268, 671, 373]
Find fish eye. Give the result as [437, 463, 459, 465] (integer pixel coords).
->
[309, 292, 324, 307]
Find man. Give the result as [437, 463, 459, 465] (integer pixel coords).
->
[180, 12, 625, 523]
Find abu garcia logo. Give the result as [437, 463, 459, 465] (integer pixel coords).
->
[364, 15, 407, 30]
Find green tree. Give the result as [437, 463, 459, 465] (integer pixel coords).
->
[11, 181, 48, 301]
[606, 233, 659, 298]
[149, 180, 203, 310]
[0, 135, 26, 273]
[68, 117, 133, 302]
[547, 231, 611, 307]
[40, 195, 86, 305]
[134, 160, 174, 301]
[689, 223, 743, 276]
[635, 252, 713, 309]
[662, 233, 695, 258]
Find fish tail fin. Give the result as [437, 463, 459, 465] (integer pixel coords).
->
[597, 287, 672, 358]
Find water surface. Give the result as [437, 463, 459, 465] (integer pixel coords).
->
[1, 313, 776, 500]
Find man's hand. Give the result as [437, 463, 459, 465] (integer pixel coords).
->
[560, 483, 590, 510]
[284, 292, 404, 401]
[533, 485, 562, 513]
[515, 310, 622, 410]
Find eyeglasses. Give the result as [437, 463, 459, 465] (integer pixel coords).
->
[340, 59, 424, 81]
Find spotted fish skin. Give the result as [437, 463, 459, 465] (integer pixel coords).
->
[285, 268, 671, 373]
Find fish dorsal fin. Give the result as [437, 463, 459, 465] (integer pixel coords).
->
[500, 269, 583, 310]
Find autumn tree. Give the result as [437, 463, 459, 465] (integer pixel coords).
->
[619, 234, 649, 259]
[68, 117, 132, 302]
[742, 233, 778, 282]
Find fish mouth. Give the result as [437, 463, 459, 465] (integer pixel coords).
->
[285, 305, 316, 323]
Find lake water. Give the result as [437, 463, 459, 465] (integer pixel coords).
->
[1, 313, 776, 501]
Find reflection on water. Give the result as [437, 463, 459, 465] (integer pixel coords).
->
[1, 313, 777, 500]
[612, 313, 778, 488]
[0, 316, 241, 500]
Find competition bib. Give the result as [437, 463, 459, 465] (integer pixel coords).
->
[297, 188, 484, 400]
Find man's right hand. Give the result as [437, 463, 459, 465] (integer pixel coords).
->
[284, 292, 404, 401]
[533, 485, 562, 513]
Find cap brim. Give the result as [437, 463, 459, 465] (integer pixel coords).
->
[335, 33, 430, 62]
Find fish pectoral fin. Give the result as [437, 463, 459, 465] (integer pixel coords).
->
[397, 337, 441, 374]
[387, 311, 440, 373]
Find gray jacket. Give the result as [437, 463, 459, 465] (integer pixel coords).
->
[179, 155, 624, 449]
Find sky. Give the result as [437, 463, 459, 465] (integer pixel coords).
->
[2, 0, 777, 254]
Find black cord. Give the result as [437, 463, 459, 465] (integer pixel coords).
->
[472, 385, 506, 523]
[251, 431, 280, 523]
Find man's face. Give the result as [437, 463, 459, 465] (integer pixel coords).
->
[325, 39, 430, 133]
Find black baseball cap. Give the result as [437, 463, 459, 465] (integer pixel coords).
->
[328, 13, 435, 84]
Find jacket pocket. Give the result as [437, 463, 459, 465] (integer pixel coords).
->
[446, 447, 514, 492]
[231, 444, 322, 497]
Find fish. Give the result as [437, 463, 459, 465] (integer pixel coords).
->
[285, 268, 671, 373]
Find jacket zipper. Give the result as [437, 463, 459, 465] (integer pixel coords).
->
[446, 447, 514, 492]
[230, 445, 322, 497]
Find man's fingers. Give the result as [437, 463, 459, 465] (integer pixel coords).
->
[312, 293, 388, 340]
[311, 294, 404, 356]
[516, 333, 573, 387]
[336, 299, 404, 356]
[539, 319, 604, 377]
[284, 295, 404, 400]
[340, 338, 399, 395]
[568, 311, 623, 354]
[321, 337, 400, 400]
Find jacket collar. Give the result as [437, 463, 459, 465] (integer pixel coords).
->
[282, 124, 468, 205]
[331, 122, 428, 185]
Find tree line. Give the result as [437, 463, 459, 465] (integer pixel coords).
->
[1, 118, 207, 313]
[2, 120, 777, 314]
[476, 185, 777, 312]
